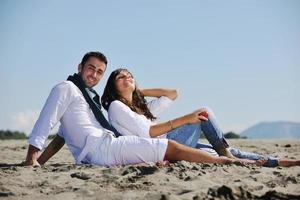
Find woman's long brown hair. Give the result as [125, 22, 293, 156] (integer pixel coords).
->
[101, 68, 156, 121]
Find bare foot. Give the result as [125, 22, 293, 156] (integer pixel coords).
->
[156, 160, 170, 167]
[217, 148, 235, 159]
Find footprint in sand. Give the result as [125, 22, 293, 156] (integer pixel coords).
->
[273, 171, 283, 177]
[70, 172, 92, 180]
[250, 170, 261, 175]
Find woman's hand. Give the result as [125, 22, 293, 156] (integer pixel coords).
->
[149, 109, 208, 137]
[185, 109, 209, 124]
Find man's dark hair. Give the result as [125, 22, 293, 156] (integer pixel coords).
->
[81, 51, 108, 66]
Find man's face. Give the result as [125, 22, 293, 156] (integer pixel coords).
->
[78, 57, 106, 88]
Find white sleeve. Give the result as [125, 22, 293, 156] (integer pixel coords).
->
[57, 125, 64, 138]
[147, 96, 173, 116]
[28, 82, 75, 150]
[108, 101, 152, 138]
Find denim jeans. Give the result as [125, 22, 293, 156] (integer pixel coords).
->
[166, 107, 278, 167]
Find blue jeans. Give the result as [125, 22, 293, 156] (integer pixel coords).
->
[166, 107, 278, 167]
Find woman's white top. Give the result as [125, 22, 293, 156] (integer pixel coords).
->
[108, 96, 173, 138]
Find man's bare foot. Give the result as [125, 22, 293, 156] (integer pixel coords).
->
[217, 148, 235, 159]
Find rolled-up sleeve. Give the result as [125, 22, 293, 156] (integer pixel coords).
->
[108, 101, 152, 138]
[28, 82, 75, 150]
[57, 125, 64, 138]
[147, 96, 173, 116]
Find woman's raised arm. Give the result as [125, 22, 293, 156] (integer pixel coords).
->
[140, 88, 178, 100]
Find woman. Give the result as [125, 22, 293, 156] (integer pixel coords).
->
[101, 68, 299, 167]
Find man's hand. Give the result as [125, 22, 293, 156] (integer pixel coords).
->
[25, 159, 41, 167]
[25, 145, 41, 167]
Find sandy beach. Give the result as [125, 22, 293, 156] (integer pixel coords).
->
[1, 139, 300, 200]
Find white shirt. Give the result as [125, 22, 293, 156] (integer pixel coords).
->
[108, 96, 173, 138]
[28, 81, 113, 164]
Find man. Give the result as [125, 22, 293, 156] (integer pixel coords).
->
[25, 51, 240, 167]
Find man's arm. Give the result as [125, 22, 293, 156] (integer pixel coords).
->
[26, 82, 74, 166]
[37, 135, 65, 165]
[25, 135, 65, 166]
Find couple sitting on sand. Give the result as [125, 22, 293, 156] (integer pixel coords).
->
[25, 51, 300, 168]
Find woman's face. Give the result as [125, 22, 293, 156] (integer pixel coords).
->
[114, 70, 135, 94]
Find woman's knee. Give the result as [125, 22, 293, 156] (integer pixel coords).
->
[200, 106, 212, 114]
[200, 106, 217, 119]
[164, 140, 182, 162]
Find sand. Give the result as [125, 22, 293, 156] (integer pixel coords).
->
[1, 139, 300, 200]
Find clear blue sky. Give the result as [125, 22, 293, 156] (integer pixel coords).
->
[1, 0, 299, 135]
